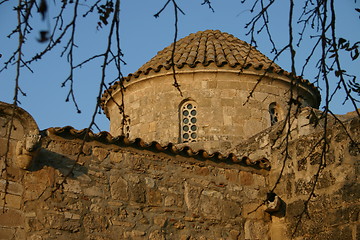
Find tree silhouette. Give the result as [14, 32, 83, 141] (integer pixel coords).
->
[0, 0, 359, 236]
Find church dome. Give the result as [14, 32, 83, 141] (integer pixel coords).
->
[102, 30, 320, 105]
[101, 30, 321, 153]
[130, 29, 281, 78]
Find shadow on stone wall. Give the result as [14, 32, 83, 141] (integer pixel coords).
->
[30, 148, 88, 178]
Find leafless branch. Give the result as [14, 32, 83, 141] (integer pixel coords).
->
[48, 0, 124, 196]
[154, 0, 184, 96]
[201, 0, 215, 12]
[243, 0, 277, 53]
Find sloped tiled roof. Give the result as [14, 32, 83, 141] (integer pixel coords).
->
[45, 126, 271, 170]
[129, 29, 280, 77]
[101, 30, 320, 106]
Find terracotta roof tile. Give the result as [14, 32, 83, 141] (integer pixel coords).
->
[45, 126, 271, 171]
[134, 29, 280, 75]
[101, 30, 321, 110]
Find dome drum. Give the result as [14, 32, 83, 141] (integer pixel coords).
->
[102, 30, 320, 152]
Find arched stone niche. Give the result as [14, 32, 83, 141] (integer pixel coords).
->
[0, 101, 41, 169]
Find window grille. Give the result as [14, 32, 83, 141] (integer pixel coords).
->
[269, 102, 281, 126]
[180, 101, 198, 143]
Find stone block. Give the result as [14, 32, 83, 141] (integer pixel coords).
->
[313, 225, 353, 240]
[64, 212, 81, 220]
[109, 151, 123, 163]
[149, 230, 165, 240]
[339, 182, 360, 202]
[147, 189, 162, 205]
[0, 180, 23, 196]
[208, 81, 217, 89]
[164, 195, 176, 207]
[225, 169, 240, 183]
[0, 227, 15, 240]
[63, 179, 82, 194]
[0, 138, 10, 157]
[0, 208, 24, 227]
[199, 195, 222, 220]
[3, 193, 22, 209]
[294, 179, 313, 196]
[286, 200, 305, 218]
[222, 201, 242, 219]
[83, 214, 108, 232]
[229, 229, 240, 240]
[223, 115, 233, 126]
[242, 203, 265, 220]
[124, 230, 146, 238]
[92, 147, 109, 162]
[145, 177, 156, 188]
[194, 166, 210, 176]
[221, 98, 235, 107]
[110, 219, 135, 228]
[244, 219, 269, 240]
[23, 167, 54, 201]
[110, 173, 128, 201]
[129, 182, 146, 203]
[184, 182, 202, 214]
[84, 186, 104, 198]
[3, 166, 23, 182]
[154, 215, 167, 227]
[240, 171, 253, 186]
[316, 171, 335, 189]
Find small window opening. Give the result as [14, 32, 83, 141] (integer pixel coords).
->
[180, 101, 198, 143]
[269, 102, 281, 126]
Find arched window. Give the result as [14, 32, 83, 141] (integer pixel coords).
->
[269, 102, 282, 126]
[180, 100, 198, 143]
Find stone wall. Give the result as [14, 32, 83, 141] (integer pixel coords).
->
[1, 102, 359, 240]
[0, 102, 40, 239]
[1, 128, 270, 239]
[105, 64, 318, 153]
[235, 108, 360, 240]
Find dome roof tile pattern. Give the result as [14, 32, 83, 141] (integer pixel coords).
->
[130, 29, 280, 78]
[101, 30, 320, 106]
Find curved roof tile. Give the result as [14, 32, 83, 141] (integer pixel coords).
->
[101, 29, 320, 108]
[45, 126, 271, 170]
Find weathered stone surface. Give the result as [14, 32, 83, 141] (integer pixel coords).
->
[0, 101, 359, 240]
[83, 214, 108, 232]
[149, 230, 165, 240]
[0, 209, 24, 227]
[23, 167, 54, 201]
[240, 171, 254, 186]
[63, 179, 82, 194]
[92, 147, 109, 162]
[1, 193, 22, 209]
[129, 181, 146, 203]
[147, 189, 162, 205]
[0, 180, 23, 195]
[184, 182, 202, 214]
[109, 171, 128, 201]
[84, 186, 104, 197]
[0, 227, 15, 240]
[244, 219, 269, 240]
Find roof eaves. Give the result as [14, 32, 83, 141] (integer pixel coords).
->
[45, 126, 271, 171]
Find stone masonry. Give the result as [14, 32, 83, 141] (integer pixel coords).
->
[0, 29, 359, 239]
[0, 101, 359, 240]
[102, 30, 320, 153]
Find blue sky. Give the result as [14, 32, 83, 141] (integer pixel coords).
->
[0, 0, 359, 132]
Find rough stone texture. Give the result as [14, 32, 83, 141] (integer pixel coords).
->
[103, 30, 320, 154]
[1, 24, 360, 239]
[236, 108, 360, 240]
[106, 66, 317, 154]
[1, 102, 359, 239]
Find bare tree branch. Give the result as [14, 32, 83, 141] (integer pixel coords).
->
[154, 0, 185, 96]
